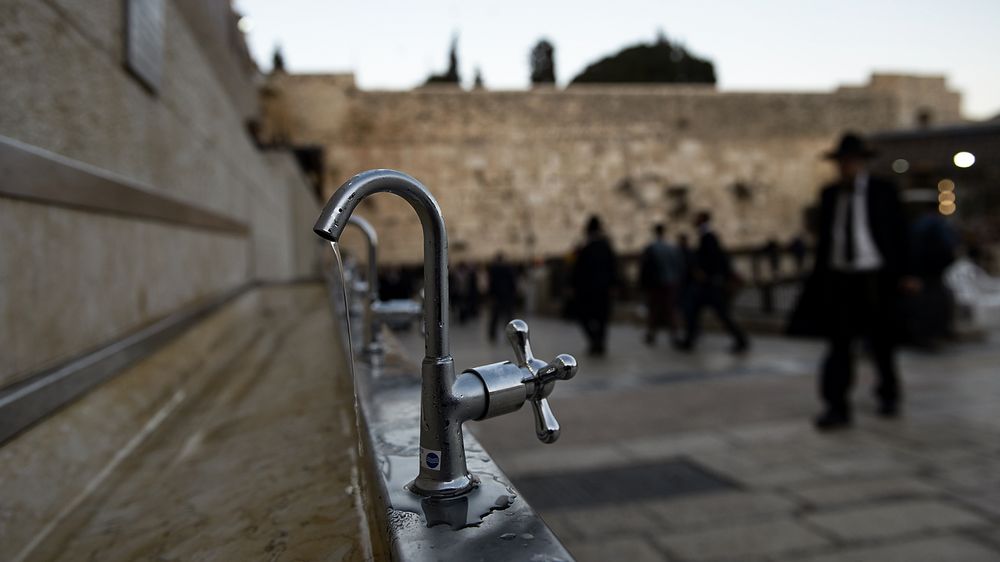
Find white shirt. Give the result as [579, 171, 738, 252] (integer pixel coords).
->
[831, 172, 883, 272]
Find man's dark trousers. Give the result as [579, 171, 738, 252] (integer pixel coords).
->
[682, 281, 747, 347]
[821, 271, 900, 415]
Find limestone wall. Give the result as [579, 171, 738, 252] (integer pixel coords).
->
[264, 74, 961, 265]
[0, 0, 318, 385]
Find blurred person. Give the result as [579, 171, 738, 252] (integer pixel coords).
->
[789, 235, 808, 275]
[454, 261, 481, 324]
[487, 252, 518, 341]
[905, 198, 960, 348]
[763, 238, 781, 278]
[571, 216, 618, 356]
[676, 211, 749, 353]
[677, 233, 696, 317]
[802, 132, 913, 431]
[523, 257, 547, 315]
[639, 223, 684, 345]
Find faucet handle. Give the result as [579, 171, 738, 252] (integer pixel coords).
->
[505, 319, 535, 369]
[503, 320, 578, 443]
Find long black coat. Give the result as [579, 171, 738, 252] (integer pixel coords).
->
[788, 176, 907, 337]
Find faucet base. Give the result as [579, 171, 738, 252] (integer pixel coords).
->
[408, 472, 479, 498]
[387, 457, 514, 529]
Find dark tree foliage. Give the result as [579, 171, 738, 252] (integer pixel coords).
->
[530, 39, 556, 84]
[425, 36, 461, 85]
[570, 33, 715, 85]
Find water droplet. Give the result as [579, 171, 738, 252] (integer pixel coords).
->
[500, 533, 516, 541]
[521, 533, 534, 540]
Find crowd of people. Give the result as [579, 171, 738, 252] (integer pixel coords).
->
[432, 132, 967, 431]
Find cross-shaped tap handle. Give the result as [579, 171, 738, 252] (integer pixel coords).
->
[505, 320, 578, 443]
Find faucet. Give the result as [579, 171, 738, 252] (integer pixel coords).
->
[315, 169, 577, 498]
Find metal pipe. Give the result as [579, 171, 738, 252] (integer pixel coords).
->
[347, 215, 379, 353]
[315, 169, 448, 359]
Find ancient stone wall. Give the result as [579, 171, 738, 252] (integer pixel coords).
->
[265, 73, 961, 266]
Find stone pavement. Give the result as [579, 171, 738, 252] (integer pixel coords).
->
[396, 316, 1000, 561]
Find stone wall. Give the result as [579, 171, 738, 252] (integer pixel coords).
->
[0, 0, 318, 385]
[263, 73, 962, 265]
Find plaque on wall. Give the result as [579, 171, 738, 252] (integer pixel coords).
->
[124, 0, 165, 93]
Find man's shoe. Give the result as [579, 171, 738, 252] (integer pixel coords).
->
[814, 411, 852, 431]
[877, 402, 900, 418]
[674, 339, 693, 352]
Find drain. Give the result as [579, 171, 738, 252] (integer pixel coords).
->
[512, 457, 737, 510]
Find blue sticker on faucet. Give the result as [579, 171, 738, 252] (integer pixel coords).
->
[421, 448, 441, 470]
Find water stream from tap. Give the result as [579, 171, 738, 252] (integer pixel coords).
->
[328, 241, 376, 559]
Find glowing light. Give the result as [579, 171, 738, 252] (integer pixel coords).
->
[939, 192, 955, 203]
[939, 203, 956, 216]
[891, 159, 909, 173]
[953, 151, 975, 168]
[938, 179, 955, 192]
[237, 16, 254, 33]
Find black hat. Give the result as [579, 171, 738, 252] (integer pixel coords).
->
[824, 132, 877, 160]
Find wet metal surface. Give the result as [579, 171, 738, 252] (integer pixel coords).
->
[513, 458, 738, 510]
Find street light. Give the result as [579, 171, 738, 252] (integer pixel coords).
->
[953, 151, 975, 168]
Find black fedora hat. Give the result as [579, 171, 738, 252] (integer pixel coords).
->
[824, 132, 878, 160]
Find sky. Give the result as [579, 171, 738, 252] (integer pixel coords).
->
[233, 0, 1000, 119]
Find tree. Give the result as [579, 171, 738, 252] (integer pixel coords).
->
[530, 39, 556, 85]
[425, 35, 461, 85]
[570, 33, 715, 85]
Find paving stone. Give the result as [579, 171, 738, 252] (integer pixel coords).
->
[949, 488, 1000, 518]
[655, 519, 828, 561]
[540, 511, 581, 541]
[931, 461, 1000, 491]
[805, 499, 990, 541]
[648, 491, 799, 529]
[619, 431, 730, 462]
[556, 502, 664, 538]
[785, 475, 940, 506]
[565, 536, 667, 562]
[497, 444, 629, 476]
[791, 536, 1000, 562]
[810, 451, 916, 478]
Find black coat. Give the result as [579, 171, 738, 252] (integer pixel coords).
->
[694, 230, 732, 283]
[572, 236, 617, 297]
[788, 176, 907, 337]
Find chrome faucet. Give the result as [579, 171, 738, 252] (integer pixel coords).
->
[315, 169, 577, 498]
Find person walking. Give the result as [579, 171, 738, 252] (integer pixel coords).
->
[571, 216, 617, 356]
[799, 132, 911, 431]
[905, 197, 959, 348]
[487, 252, 518, 342]
[640, 223, 684, 345]
[676, 211, 749, 353]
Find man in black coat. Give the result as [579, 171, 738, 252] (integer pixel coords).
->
[487, 252, 518, 341]
[808, 132, 912, 430]
[676, 211, 749, 353]
[571, 216, 617, 356]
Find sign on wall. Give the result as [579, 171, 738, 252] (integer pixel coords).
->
[124, 0, 165, 93]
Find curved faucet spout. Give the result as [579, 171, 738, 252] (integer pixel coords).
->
[315, 169, 448, 359]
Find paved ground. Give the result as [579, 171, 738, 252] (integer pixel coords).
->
[398, 316, 1000, 561]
